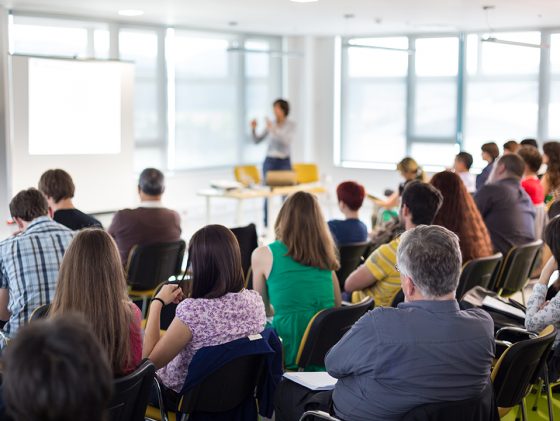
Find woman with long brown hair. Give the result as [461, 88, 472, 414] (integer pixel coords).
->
[252, 191, 341, 369]
[542, 141, 560, 202]
[430, 171, 494, 262]
[143, 225, 265, 408]
[50, 228, 142, 376]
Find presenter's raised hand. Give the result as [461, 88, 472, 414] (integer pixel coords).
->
[250, 119, 258, 130]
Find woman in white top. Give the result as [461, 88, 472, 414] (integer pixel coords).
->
[251, 99, 296, 226]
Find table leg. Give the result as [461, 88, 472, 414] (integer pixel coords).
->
[205, 196, 211, 225]
[235, 199, 243, 227]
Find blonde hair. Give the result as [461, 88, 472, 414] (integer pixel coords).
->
[50, 229, 133, 376]
[397, 157, 425, 181]
[275, 191, 340, 271]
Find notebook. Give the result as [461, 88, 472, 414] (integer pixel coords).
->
[283, 372, 337, 391]
[482, 296, 525, 322]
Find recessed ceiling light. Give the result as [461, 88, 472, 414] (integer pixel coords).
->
[290, 0, 319, 3]
[118, 9, 144, 17]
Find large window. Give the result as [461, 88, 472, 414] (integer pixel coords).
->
[464, 32, 540, 168]
[10, 14, 283, 171]
[341, 37, 408, 165]
[9, 15, 109, 59]
[118, 29, 165, 170]
[550, 34, 560, 139]
[340, 30, 557, 170]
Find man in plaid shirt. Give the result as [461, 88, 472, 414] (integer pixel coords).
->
[0, 188, 74, 341]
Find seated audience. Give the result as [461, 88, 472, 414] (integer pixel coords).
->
[503, 140, 520, 155]
[108, 168, 181, 264]
[373, 157, 424, 209]
[519, 146, 545, 205]
[38, 169, 102, 230]
[430, 171, 494, 262]
[475, 154, 536, 255]
[345, 182, 443, 307]
[2, 316, 113, 421]
[542, 141, 560, 203]
[328, 181, 368, 245]
[527, 215, 560, 329]
[275, 226, 495, 421]
[0, 188, 74, 341]
[453, 151, 476, 193]
[49, 229, 142, 376]
[521, 138, 539, 149]
[144, 225, 266, 407]
[252, 191, 341, 369]
[476, 142, 500, 191]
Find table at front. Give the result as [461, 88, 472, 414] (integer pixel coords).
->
[197, 184, 327, 236]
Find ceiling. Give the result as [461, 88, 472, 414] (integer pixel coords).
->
[1, 0, 559, 36]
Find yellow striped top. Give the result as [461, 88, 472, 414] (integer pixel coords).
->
[353, 237, 401, 307]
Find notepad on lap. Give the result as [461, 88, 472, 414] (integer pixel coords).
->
[283, 372, 337, 391]
[482, 296, 525, 321]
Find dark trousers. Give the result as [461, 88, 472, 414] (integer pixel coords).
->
[274, 379, 334, 421]
[263, 156, 292, 227]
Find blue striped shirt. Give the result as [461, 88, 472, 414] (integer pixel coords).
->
[0, 216, 74, 339]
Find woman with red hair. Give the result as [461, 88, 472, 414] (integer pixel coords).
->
[430, 171, 494, 262]
[328, 181, 368, 246]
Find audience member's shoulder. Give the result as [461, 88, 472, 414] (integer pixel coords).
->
[461, 306, 494, 330]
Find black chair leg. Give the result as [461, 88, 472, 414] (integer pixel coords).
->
[521, 400, 528, 421]
[545, 366, 555, 421]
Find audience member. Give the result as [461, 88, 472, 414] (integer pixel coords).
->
[430, 171, 494, 262]
[0, 188, 73, 341]
[503, 140, 520, 155]
[252, 192, 341, 369]
[38, 169, 102, 230]
[108, 168, 181, 264]
[542, 142, 560, 202]
[144, 225, 265, 408]
[50, 229, 142, 376]
[275, 226, 495, 421]
[2, 316, 113, 421]
[476, 142, 500, 190]
[518, 146, 545, 205]
[475, 154, 536, 255]
[453, 151, 476, 193]
[328, 181, 368, 246]
[521, 138, 539, 149]
[526, 216, 560, 350]
[374, 157, 424, 209]
[345, 182, 443, 307]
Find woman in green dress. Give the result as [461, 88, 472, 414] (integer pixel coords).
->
[252, 191, 341, 369]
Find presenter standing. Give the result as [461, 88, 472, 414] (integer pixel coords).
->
[251, 99, 296, 226]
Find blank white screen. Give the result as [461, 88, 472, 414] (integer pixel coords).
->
[28, 58, 121, 155]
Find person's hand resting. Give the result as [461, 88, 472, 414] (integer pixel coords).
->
[156, 284, 184, 305]
[539, 256, 558, 286]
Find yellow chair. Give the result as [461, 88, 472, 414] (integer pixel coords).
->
[234, 165, 261, 186]
[293, 163, 320, 184]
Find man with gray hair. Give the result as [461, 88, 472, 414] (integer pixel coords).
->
[321, 225, 495, 420]
[108, 168, 181, 264]
[475, 153, 536, 255]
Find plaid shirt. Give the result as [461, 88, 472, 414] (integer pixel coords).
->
[0, 216, 74, 339]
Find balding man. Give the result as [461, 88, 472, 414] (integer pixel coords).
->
[475, 154, 536, 255]
[108, 168, 181, 264]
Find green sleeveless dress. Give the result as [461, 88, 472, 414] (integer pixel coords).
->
[267, 241, 335, 369]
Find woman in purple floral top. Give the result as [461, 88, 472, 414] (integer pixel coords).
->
[143, 225, 266, 405]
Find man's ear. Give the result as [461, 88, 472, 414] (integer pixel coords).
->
[402, 275, 415, 297]
[13, 217, 25, 230]
[401, 204, 410, 218]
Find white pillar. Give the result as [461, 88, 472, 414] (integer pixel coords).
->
[0, 7, 12, 219]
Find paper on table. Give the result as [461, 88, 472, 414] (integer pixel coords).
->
[283, 372, 337, 391]
[482, 296, 525, 321]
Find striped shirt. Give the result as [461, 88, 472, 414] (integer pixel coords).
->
[353, 237, 401, 307]
[0, 216, 74, 339]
